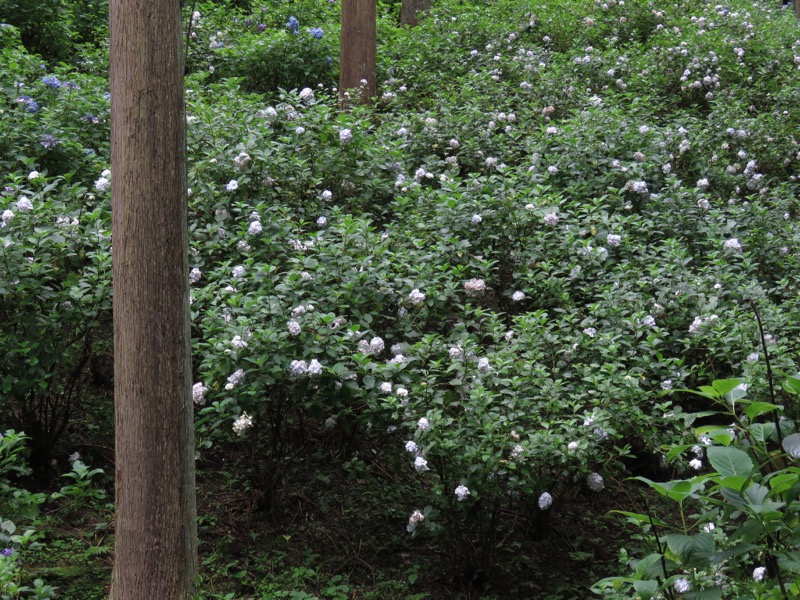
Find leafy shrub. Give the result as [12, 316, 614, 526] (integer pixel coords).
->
[594, 372, 800, 599]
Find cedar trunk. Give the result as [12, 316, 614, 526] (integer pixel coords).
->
[400, 0, 431, 26]
[109, 0, 197, 597]
[340, 0, 377, 104]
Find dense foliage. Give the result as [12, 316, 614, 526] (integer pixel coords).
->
[1, 0, 800, 597]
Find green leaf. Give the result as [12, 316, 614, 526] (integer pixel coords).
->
[744, 402, 782, 421]
[664, 533, 714, 567]
[633, 579, 659, 599]
[634, 553, 667, 579]
[783, 433, 800, 460]
[706, 446, 754, 478]
[750, 423, 776, 443]
[712, 378, 743, 397]
[685, 588, 723, 600]
[634, 477, 705, 503]
[783, 375, 800, 396]
[609, 510, 669, 528]
[695, 426, 735, 446]
[768, 470, 800, 495]
[717, 475, 749, 491]
[706, 543, 759, 565]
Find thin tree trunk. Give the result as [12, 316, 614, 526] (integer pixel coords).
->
[340, 0, 377, 105]
[109, 0, 197, 597]
[400, 0, 431, 26]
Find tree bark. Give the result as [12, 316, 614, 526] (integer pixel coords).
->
[340, 0, 377, 105]
[109, 0, 197, 597]
[400, 0, 431, 26]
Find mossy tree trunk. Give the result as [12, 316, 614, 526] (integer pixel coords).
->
[108, 0, 197, 597]
[340, 0, 377, 105]
[400, 0, 431, 26]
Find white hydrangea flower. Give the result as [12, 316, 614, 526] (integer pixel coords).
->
[543, 212, 559, 227]
[674, 578, 690, 594]
[231, 265, 246, 279]
[414, 456, 429, 472]
[232, 412, 253, 435]
[233, 152, 251, 169]
[606, 234, 621, 246]
[568, 441, 579, 451]
[339, 128, 352, 143]
[225, 368, 245, 390]
[369, 337, 385, 354]
[189, 267, 202, 284]
[512, 291, 525, 301]
[287, 321, 301, 336]
[587, 472, 604, 492]
[380, 382, 393, 393]
[192, 382, 208, 405]
[464, 278, 486, 297]
[417, 417, 430, 431]
[477, 357, 491, 373]
[226, 179, 239, 191]
[723, 238, 742, 252]
[231, 335, 248, 348]
[16, 197, 33, 212]
[307, 359, 323, 376]
[299, 87, 314, 102]
[454, 485, 470, 501]
[753, 566, 767, 582]
[689, 458, 702, 470]
[407, 509, 425, 531]
[248, 220, 263, 235]
[405, 440, 418, 454]
[538, 492, 553, 510]
[289, 360, 308, 377]
[95, 177, 110, 191]
[408, 288, 426, 305]
[1, 210, 13, 227]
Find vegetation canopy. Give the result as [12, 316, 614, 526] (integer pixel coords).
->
[0, 0, 799, 597]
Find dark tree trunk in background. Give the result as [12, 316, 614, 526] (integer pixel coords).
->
[400, 0, 431, 26]
[109, 0, 197, 597]
[340, 0, 377, 105]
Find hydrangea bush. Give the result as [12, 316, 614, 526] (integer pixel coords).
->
[0, 0, 799, 591]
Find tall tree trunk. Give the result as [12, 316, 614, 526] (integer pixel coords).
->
[400, 0, 431, 26]
[109, 0, 197, 597]
[340, 0, 377, 105]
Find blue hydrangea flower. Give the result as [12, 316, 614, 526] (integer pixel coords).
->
[1, 548, 14, 557]
[16, 95, 39, 113]
[309, 27, 324, 39]
[258, 23, 266, 32]
[82, 114, 99, 123]
[286, 15, 299, 34]
[40, 134, 58, 149]
[41, 75, 61, 88]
